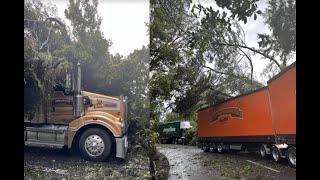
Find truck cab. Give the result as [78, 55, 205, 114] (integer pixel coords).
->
[24, 62, 128, 161]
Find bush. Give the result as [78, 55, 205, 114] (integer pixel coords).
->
[185, 127, 197, 146]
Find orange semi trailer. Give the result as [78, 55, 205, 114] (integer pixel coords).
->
[197, 62, 296, 167]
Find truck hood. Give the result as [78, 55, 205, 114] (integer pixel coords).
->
[82, 91, 120, 101]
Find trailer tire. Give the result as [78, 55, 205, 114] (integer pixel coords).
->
[271, 146, 281, 163]
[260, 144, 269, 159]
[217, 143, 223, 153]
[202, 144, 209, 152]
[287, 147, 296, 168]
[79, 128, 112, 162]
[209, 143, 216, 153]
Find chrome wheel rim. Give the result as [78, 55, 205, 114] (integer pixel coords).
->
[272, 148, 279, 161]
[260, 146, 266, 157]
[210, 146, 214, 152]
[84, 135, 105, 157]
[289, 151, 296, 166]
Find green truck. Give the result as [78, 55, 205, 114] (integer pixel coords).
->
[158, 121, 192, 144]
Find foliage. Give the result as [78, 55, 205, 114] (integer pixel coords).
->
[258, 0, 296, 78]
[150, 0, 263, 120]
[163, 112, 184, 122]
[185, 128, 197, 146]
[24, 0, 70, 120]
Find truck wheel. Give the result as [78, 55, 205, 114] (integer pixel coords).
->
[209, 143, 215, 153]
[271, 146, 281, 163]
[202, 144, 209, 152]
[79, 128, 112, 162]
[260, 144, 269, 159]
[287, 147, 296, 168]
[217, 143, 223, 153]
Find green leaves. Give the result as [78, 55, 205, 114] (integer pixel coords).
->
[150, 0, 265, 118]
[24, 0, 68, 119]
[257, 0, 296, 76]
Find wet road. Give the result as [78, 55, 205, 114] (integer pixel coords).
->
[157, 144, 221, 180]
[157, 144, 296, 180]
[24, 147, 150, 180]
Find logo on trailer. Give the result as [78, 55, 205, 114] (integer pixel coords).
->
[209, 107, 243, 123]
[163, 127, 176, 133]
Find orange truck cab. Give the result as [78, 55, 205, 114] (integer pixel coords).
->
[197, 62, 296, 167]
[24, 62, 128, 161]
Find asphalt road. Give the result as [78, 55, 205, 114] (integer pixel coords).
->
[157, 144, 296, 180]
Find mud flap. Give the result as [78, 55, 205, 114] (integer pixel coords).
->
[115, 135, 128, 158]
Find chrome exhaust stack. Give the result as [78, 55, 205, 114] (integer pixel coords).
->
[74, 61, 83, 118]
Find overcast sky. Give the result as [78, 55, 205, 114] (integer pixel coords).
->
[43, 0, 149, 57]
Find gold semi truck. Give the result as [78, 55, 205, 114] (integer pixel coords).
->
[24, 62, 128, 161]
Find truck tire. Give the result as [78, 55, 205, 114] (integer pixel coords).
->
[271, 146, 281, 163]
[217, 143, 223, 153]
[79, 128, 112, 162]
[259, 144, 269, 159]
[209, 143, 216, 153]
[287, 147, 296, 168]
[202, 144, 209, 152]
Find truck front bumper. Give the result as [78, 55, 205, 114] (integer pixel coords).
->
[115, 134, 128, 158]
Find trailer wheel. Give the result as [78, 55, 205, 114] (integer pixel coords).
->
[209, 143, 215, 152]
[79, 128, 112, 162]
[287, 147, 296, 168]
[271, 146, 281, 163]
[202, 144, 209, 152]
[217, 143, 223, 153]
[259, 144, 269, 159]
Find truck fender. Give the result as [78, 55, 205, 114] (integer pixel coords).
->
[67, 115, 121, 148]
